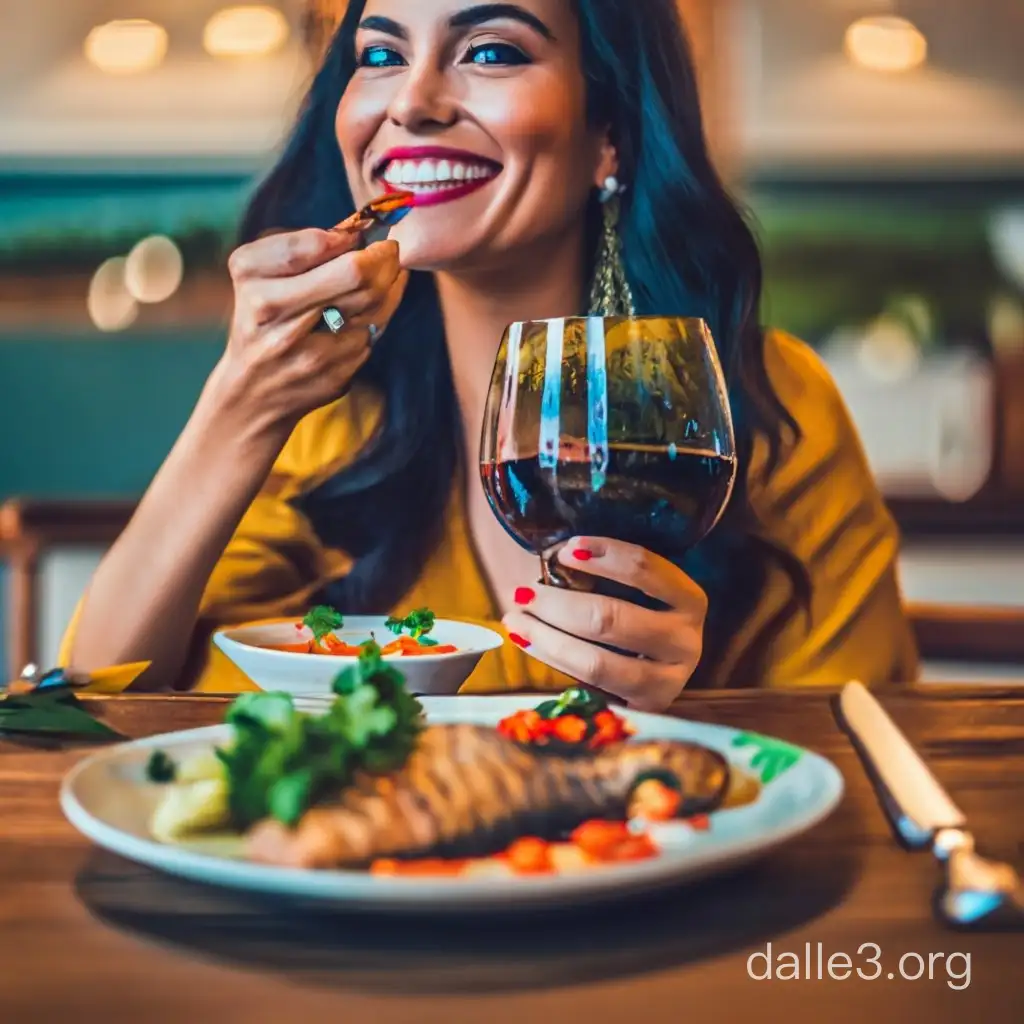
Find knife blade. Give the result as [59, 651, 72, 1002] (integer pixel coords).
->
[838, 680, 965, 844]
[837, 681, 1024, 930]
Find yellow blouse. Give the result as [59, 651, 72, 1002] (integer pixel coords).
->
[61, 330, 919, 694]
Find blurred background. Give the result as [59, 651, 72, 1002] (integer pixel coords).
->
[1, 0, 1022, 680]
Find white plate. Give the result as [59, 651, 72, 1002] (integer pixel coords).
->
[213, 616, 504, 697]
[60, 695, 843, 913]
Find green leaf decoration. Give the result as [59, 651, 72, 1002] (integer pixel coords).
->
[731, 731, 803, 784]
[0, 686, 124, 740]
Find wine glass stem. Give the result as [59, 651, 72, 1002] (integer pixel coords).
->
[539, 545, 595, 592]
[539, 548, 565, 588]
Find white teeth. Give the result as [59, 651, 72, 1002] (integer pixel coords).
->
[380, 159, 496, 189]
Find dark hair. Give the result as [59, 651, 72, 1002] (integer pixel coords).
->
[239, 0, 800, 686]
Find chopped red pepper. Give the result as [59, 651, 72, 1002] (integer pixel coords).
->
[264, 630, 458, 657]
[496, 706, 634, 751]
[496, 709, 546, 744]
[589, 709, 634, 747]
[604, 834, 658, 862]
[551, 715, 589, 744]
[505, 837, 554, 874]
[365, 818, 659, 878]
[570, 820, 632, 858]
[316, 635, 363, 656]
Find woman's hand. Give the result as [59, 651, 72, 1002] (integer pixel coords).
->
[68, 225, 405, 686]
[501, 538, 708, 712]
[217, 225, 406, 431]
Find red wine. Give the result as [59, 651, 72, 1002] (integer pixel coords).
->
[480, 443, 736, 563]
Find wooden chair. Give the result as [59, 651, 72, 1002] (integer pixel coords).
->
[0, 498, 135, 677]
[907, 603, 1024, 665]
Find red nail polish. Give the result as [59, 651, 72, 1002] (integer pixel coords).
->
[572, 548, 594, 562]
[514, 587, 536, 606]
[508, 632, 532, 650]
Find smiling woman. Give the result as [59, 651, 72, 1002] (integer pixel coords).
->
[63, 0, 918, 704]
[332, 1, 612, 271]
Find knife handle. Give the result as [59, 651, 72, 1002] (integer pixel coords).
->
[934, 837, 1024, 931]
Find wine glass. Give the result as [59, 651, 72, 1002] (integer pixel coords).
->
[479, 316, 736, 610]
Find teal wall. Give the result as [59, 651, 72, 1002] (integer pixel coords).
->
[0, 329, 225, 673]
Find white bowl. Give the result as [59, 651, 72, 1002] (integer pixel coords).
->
[212, 616, 505, 697]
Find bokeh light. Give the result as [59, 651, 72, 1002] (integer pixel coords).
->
[125, 236, 184, 304]
[844, 16, 927, 74]
[84, 19, 168, 75]
[203, 6, 290, 58]
[87, 257, 139, 332]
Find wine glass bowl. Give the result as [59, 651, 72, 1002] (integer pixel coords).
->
[480, 316, 737, 604]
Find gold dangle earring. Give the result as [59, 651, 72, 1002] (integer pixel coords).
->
[588, 175, 636, 317]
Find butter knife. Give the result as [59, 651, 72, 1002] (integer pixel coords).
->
[837, 681, 1024, 930]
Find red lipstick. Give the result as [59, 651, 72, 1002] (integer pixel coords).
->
[374, 146, 502, 208]
[373, 146, 503, 174]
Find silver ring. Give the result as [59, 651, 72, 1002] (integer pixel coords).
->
[322, 307, 345, 334]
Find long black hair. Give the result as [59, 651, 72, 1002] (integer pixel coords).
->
[239, 0, 801, 686]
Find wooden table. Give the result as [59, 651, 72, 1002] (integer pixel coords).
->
[1, 689, 1022, 1022]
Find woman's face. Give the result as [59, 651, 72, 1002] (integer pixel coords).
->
[336, 0, 614, 272]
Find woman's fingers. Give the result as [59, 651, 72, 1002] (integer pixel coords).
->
[501, 609, 690, 712]
[246, 268, 408, 399]
[241, 241, 402, 329]
[228, 227, 360, 281]
[557, 537, 708, 612]
[288, 240, 402, 318]
[511, 584, 700, 664]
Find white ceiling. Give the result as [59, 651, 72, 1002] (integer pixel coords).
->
[736, 0, 1024, 170]
[0, 0, 1020, 171]
[0, 0, 311, 168]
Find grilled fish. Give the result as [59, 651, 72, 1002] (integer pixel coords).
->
[246, 723, 730, 869]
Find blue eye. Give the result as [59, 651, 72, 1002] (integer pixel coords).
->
[359, 45, 404, 68]
[464, 43, 529, 66]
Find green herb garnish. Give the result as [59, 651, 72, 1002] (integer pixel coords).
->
[536, 686, 608, 721]
[385, 607, 436, 640]
[215, 640, 424, 829]
[146, 750, 177, 783]
[303, 605, 344, 642]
